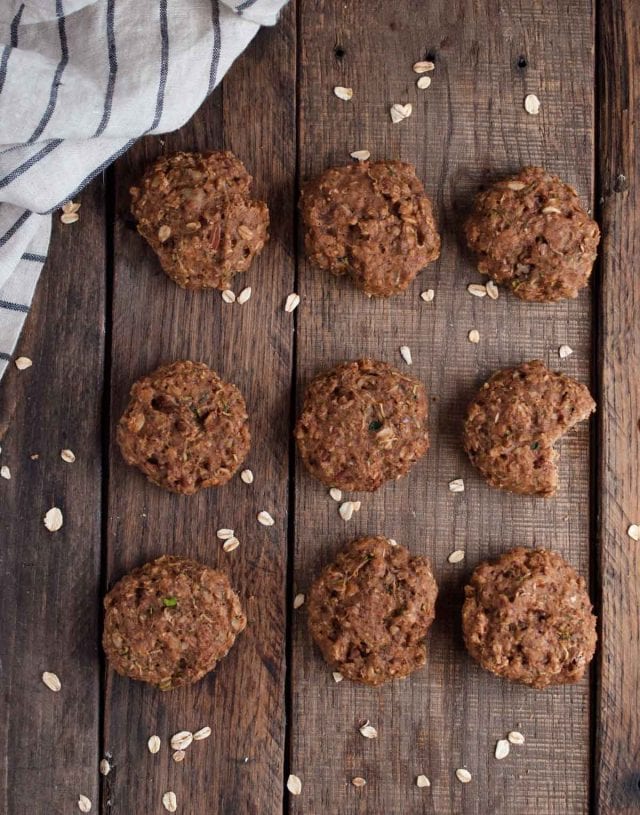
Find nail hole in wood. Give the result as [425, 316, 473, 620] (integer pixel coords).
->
[334, 45, 345, 59]
[517, 55, 528, 68]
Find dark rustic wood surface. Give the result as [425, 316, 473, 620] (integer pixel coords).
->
[0, 0, 637, 813]
[595, 1, 640, 813]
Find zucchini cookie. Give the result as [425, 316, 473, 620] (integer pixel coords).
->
[308, 537, 438, 686]
[117, 360, 250, 495]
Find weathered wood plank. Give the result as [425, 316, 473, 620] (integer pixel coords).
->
[0, 180, 105, 812]
[290, 1, 595, 813]
[102, 8, 296, 814]
[595, 1, 640, 812]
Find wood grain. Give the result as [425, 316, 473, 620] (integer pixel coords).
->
[101, 7, 296, 814]
[595, 1, 640, 812]
[0, 179, 105, 812]
[290, 1, 596, 813]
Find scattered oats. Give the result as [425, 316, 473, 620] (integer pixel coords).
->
[221, 289, 236, 304]
[421, 289, 435, 302]
[148, 735, 161, 754]
[413, 60, 435, 73]
[329, 487, 342, 502]
[495, 739, 510, 760]
[400, 345, 413, 365]
[293, 593, 305, 609]
[507, 731, 525, 745]
[162, 791, 177, 813]
[1, 465, 10, 480]
[170, 731, 193, 751]
[216, 528, 235, 540]
[339, 501, 355, 521]
[30, 453, 38, 460]
[193, 726, 212, 741]
[78, 794, 92, 812]
[448, 549, 465, 564]
[62, 201, 81, 214]
[61, 449, 76, 463]
[285, 292, 300, 312]
[388, 538, 398, 546]
[99, 758, 111, 776]
[456, 768, 472, 784]
[237, 225, 254, 240]
[351, 777, 367, 788]
[485, 280, 499, 300]
[359, 721, 378, 739]
[257, 510, 275, 527]
[334, 86, 353, 101]
[627, 524, 640, 542]
[468, 329, 480, 344]
[60, 212, 80, 225]
[287, 774, 302, 795]
[467, 283, 487, 298]
[172, 750, 186, 763]
[507, 181, 527, 191]
[449, 478, 465, 493]
[222, 536, 240, 553]
[417, 76, 432, 90]
[44, 507, 63, 532]
[350, 150, 370, 162]
[559, 345, 574, 359]
[15, 356, 32, 370]
[240, 468, 254, 484]
[524, 93, 541, 115]
[157, 225, 171, 242]
[542, 205, 562, 215]
[332, 671, 344, 683]
[42, 671, 61, 692]
[390, 103, 412, 123]
[416, 775, 431, 788]
[237, 287, 252, 304]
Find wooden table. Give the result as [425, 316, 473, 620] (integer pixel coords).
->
[1, 1, 638, 812]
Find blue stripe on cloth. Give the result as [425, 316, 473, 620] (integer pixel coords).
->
[208, 0, 221, 93]
[0, 299, 29, 313]
[46, 137, 136, 212]
[22, 252, 47, 263]
[28, 0, 69, 144]
[94, 0, 118, 136]
[0, 4, 25, 96]
[235, 0, 260, 12]
[0, 352, 11, 361]
[0, 211, 30, 247]
[0, 139, 63, 189]
[147, 0, 169, 133]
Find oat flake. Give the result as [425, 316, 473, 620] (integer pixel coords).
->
[628, 524, 640, 542]
[329, 487, 342, 502]
[359, 721, 378, 739]
[339, 501, 355, 521]
[293, 593, 305, 609]
[508, 731, 525, 745]
[193, 726, 212, 741]
[162, 791, 177, 812]
[524, 93, 541, 115]
[15, 356, 32, 370]
[332, 671, 344, 683]
[285, 293, 300, 312]
[60, 212, 79, 225]
[400, 345, 413, 365]
[99, 759, 111, 776]
[170, 731, 193, 751]
[468, 329, 480, 344]
[0, 465, 10, 480]
[352, 777, 367, 788]
[350, 150, 370, 162]
[44, 507, 63, 532]
[61, 449, 76, 463]
[287, 774, 302, 795]
[257, 510, 275, 527]
[417, 76, 432, 90]
[416, 775, 430, 788]
[421, 289, 435, 302]
[448, 550, 465, 564]
[388, 538, 398, 546]
[216, 528, 234, 540]
[172, 750, 186, 763]
[413, 60, 435, 73]
[237, 287, 252, 304]
[456, 768, 472, 783]
[221, 289, 236, 304]
[467, 283, 487, 298]
[42, 671, 61, 692]
[240, 469, 254, 484]
[390, 103, 412, 123]
[222, 536, 240, 553]
[495, 739, 510, 760]
[559, 345, 574, 359]
[449, 478, 465, 493]
[148, 735, 161, 754]
[78, 794, 92, 812]
[486, 280, 499, 300]
[334, 86, 353, 101]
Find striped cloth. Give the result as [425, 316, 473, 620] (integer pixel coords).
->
[0, 0, 287, 380]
